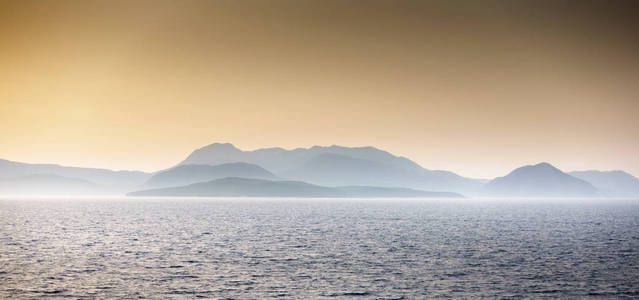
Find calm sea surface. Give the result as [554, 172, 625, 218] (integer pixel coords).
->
[1, 197, 638, 299]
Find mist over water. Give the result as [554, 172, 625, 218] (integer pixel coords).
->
[1, 198, 638, 298]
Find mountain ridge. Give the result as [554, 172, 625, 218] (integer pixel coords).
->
[180, 143, 424, 170]
[128, 177, 464, 198]
[0, 158, 150, 188]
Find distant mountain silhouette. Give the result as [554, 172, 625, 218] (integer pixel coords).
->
[0, 174, 110, 195]
[178, 143, 481, 193]
[569, 170, 639, 196]
[128, 177, 463, 198]
[0, 159, 150, 190]
[281, 153, 402, 186]
[4, 146, 637, 198]
[280, 153, 474, 191]
[180, 143, 422, 172]
[483, 163, 599, 197]
[144, 163, 277, 188]
[337, 186, 462, 198]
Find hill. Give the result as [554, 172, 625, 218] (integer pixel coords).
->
[143, 163, 277, 188]
[483, 163, 598, 197]
[0, 174, 109, 196]
[569, 170, 639, 196]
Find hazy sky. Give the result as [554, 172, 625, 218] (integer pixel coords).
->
[1, 0, 638, 178]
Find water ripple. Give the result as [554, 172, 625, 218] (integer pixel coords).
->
[1, 198, 638, 298]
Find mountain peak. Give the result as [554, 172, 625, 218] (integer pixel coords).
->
[199, 143, 241, 152]
[533, 162, 554, 168]
[509, 162, 564, 176]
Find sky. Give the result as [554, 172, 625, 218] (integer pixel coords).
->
[1, 0, 638, 178]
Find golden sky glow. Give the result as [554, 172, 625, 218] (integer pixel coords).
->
[1, 0, 638, 178]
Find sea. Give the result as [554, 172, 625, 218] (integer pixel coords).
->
[1, 197, 638, 299]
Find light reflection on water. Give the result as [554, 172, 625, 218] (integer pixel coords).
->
[1, 197, 638, 298]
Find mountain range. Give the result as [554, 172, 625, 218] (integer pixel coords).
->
[1, 143, 638, 198]
[180, 143, 481, 193]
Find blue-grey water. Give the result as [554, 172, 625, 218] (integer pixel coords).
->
[1, 198, 638, 299]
